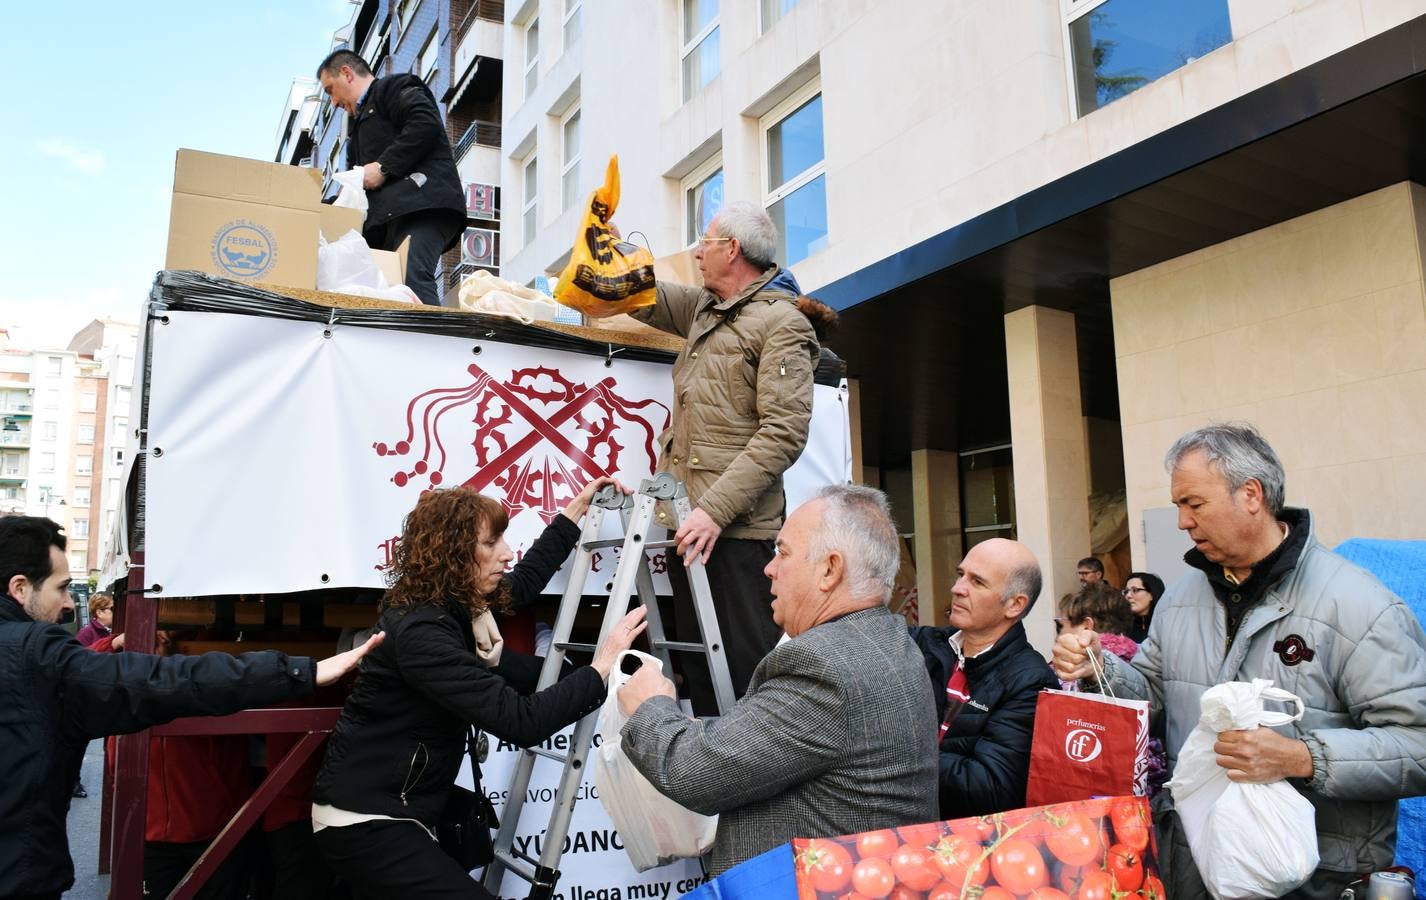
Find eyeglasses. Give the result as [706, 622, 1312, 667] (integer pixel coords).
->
[1123, 587, 1147, 595]
[697, 235, 734, 246]
[1075, 570, 1096, 577]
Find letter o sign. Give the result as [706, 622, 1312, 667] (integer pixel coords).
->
[1065, 728, 1102, 763]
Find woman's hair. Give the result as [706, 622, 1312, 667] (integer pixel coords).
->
[1127, 571, 1165, 603]
[89, 592, 113, 615]
[381, 487, 512, 615]
[1062, 582, 1134, 636]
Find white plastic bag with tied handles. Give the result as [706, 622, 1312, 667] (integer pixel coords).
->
[332, 167, 368, 212]
[592, 650, 717, 871]
[1167, 679, 1319, 900]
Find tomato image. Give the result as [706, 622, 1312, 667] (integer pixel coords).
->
[951, 817, 996, 843]
[980, 888, 1017, 900]
[1109, 800, 1149, 852]
[857, 829, 898, 860]
[891, 843, 941, 892]
[1056, 865, 1086, 895]
[1140, 873, 1166, 899]
[887, 887, 924, 900]
[990, 838, 1048, 895]
[897, 821, 946, 848]
[927, 881, 960, 900]
[798, 838, 853, 894]
[1107, 843, 1144, 891]
[1027, 889, 1072, 900]
[1044, 812, 1104, 867]
[931, 833, 989, 887]
[1076, 870, 1116, 900]
[837, 894, 871, 900]
[852, 857, 897, 899]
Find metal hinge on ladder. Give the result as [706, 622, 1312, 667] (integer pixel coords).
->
[482, 474, 735, 899]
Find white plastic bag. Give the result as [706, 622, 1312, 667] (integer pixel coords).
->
[332, 167, 368, 212]
[316, 231, 419, 304]
[592, 650, 717, 871]
[457, 269, 560, 323]
[1167, 679, 1319, 899]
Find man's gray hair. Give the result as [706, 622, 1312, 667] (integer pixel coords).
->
[713, 201, 778, 269]
[805, 484, 901, 601]
[1002, 562, 1043, 617]
[1164, 423, 1286, 515]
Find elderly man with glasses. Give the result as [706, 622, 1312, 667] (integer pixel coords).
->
[629, 201, 833, 714]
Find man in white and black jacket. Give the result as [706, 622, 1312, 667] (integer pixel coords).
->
[317, 50, 466, 306]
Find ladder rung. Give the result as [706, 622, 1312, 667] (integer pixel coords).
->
[494, 848, 537, 883]
[553, 641, 596, 653]
[527, 745, 569, 764]
[581, 538, 631, 550]
[654, 640, 717, 654]
[643, 539, 677, 550]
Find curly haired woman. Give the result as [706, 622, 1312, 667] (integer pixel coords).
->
[312, 478, 646, 899]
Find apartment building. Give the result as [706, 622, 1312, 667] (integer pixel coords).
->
[501, 0, 1426, 648]
[0, 320, 135, 577]
[291, 0, 507, 302]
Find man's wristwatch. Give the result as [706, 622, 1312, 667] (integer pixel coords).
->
[378, 163, 392, 178]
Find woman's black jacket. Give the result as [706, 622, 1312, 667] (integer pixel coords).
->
[313, 515, 605, 828]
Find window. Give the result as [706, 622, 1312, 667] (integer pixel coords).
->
[760, 0, 799, 33]
[114, 448, 124, 466]
[1, 453, 20, 476]
[1, 487, 16, 500]
[76, 455, 93, 475]
[564, 0, 581, 49]
[80, 391, 96, 412]
[69, 551, 84, 571]
[681, 0, 720, 102]
[418, 27, 439, 83]
[39, 452, 55, 473]
[78, 424, 95, 444]
[73, 519, 89, 539]
[524, 18, 540, 98]
[1066, 0, 1231, 116]
[115, 386, 131, 417]
[683, 157, 724, 247]
[763, 87, 827, 266]
[522, 155, 539, 246]
[561, 108, 581, 212]
[73, 486, 90, 507]
[114, 417, 128, 437]
[42, 421, 57, 441]
[397, 0, 420, 33]
[45, 356, 62, 377]
[44, 389, 59, 409]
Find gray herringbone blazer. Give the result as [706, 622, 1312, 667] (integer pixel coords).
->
[621, 604, 939, 874]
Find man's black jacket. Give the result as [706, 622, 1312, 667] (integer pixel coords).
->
[0, 596, 316, 897]
[910, 621, 1057, 819]
[349, 73, 465, 245]
[313, 516, 606, 829]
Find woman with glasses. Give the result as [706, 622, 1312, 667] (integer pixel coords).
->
[1122, 572, 1165, 644]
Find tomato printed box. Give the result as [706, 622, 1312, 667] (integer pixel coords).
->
[681, 796, 1161, 900]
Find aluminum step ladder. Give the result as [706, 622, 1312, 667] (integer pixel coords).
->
[482, 474, 735, 899]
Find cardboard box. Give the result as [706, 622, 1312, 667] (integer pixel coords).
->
[319, 205, 367, 243]
[372, 237, 409, 287]
[166, 149, 332, 291]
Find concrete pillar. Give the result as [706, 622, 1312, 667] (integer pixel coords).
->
[911, 448, 962, 627]
[1005, 306, 1093, 655]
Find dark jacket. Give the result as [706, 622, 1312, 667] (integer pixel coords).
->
[349, 73, 465, 246]
[0, 595, 316, 897]
[313, 516, 606, 828]
[911, 621, 1058, 819]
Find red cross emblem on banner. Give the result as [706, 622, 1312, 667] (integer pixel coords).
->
[375, 363, 668, 523]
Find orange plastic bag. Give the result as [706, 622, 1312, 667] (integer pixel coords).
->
[554, 155, 657, 318]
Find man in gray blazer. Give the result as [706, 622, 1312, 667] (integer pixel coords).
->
[617, 484, 940, 874]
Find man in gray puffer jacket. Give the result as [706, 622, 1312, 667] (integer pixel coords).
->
[1053, 423, 1426, 900]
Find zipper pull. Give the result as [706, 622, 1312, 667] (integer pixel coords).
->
[779, 361, 786, 376]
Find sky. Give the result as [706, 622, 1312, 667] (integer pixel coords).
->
[0, 0, 356, 351]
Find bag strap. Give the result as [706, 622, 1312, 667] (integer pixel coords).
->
[1256, 686, 1305, 727]
[1087, 643, 1118, 700]
[463, 725, 483, 780]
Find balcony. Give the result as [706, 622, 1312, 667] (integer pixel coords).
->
[0, 473, 26, 484]
[0, 432, 31, 448]
[454, 0, 505, 45]
[454, 120, 502, 178]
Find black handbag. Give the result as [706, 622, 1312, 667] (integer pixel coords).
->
[437, 728, 498, 870]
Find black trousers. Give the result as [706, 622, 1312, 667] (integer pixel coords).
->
[264, 821, 337, 900]
[315, 821, 494, 900]
[664, 537, 781, 716]
[379, 211, 464, 307]
[144, 839, 249, 900]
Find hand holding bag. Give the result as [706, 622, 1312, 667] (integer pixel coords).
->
[437, 727, 499, 872]
[592, 650, 717, 871]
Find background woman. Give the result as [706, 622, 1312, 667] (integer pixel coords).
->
[1123, 571, 1165, 643]
[75, 592, 113, 647]
[312, 478, 646, 899]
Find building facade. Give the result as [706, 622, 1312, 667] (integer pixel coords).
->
[292, 0, 507, 303]
[501, 0, 1426, 652]
[0, 320, 137, 578]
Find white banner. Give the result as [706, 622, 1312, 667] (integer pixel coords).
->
[144, 311, 849, 597]
[466, 724, 712, 899]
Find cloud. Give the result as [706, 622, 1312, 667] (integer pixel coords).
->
[36, 138, 107, 176]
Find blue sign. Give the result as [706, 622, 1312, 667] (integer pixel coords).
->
[211, 220, 276, 279]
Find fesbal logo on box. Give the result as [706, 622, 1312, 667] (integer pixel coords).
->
[212, 220, 276, 279]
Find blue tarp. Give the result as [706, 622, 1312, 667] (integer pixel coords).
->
[1334, 538, 1426, 882]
